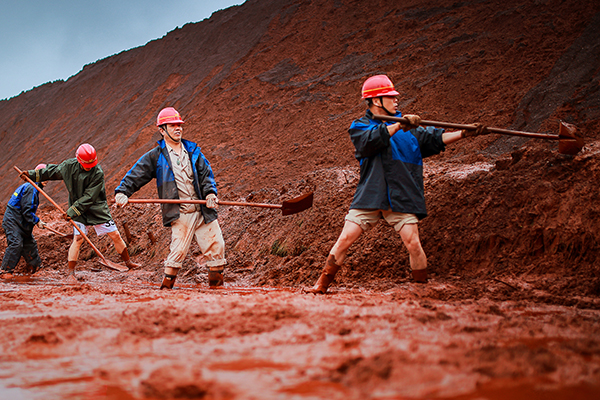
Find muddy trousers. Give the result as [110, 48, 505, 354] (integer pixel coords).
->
[1, 217, 41, 273]
[161, 211, 226, 289]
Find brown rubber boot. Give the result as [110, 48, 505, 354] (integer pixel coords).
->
[305, 254, 341, 294]
[0, 271, 14, 279]
[208, 267, 224, 288]
[412, 268, 428, 283]
[67, 261, 78, 284]
[120, 248, 141, 269]
[160, 274, 177, 290]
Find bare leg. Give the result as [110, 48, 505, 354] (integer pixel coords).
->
[107, 231, 126, 254]
[330, 220, 363, 265]
[107, 231, 140, 268]
[398, 223, 428, 282]
[67, 235, 84, 283]
[68, 235, 84, 263]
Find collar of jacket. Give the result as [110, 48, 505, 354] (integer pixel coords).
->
[157, 138, 199, 154]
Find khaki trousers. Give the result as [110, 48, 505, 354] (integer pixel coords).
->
[164, 212, 226, 275]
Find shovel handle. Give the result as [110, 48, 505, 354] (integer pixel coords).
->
[125, 192, 313, 216]
[13, 165, 110, 265]
[373, 115, 560, 140]
[43, 225, 70, 238]
[127, 198, 282, 209]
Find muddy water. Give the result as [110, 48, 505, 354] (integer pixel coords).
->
[1, 271, 599, 400]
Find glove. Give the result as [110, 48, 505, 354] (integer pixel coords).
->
[37, 221, 46, 229]
[115, 193, 129, 207]
[461, 123, 489, 138]
[400, 114, 421, 131]
[206, 193, 219, 209]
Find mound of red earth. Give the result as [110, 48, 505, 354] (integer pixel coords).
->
[1, 0, 600, 398]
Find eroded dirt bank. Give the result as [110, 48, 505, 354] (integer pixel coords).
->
[2, 144, 600, 399]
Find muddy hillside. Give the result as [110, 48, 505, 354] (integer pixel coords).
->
[2, 0, 600, 398]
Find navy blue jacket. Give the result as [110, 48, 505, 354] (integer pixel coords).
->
[115, 139, 218, 227]
[349, 110, 446, 220]
[5, 183, 42, 231]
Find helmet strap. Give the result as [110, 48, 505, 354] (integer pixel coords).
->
[379, 96, 395, 116]
[160, 125, 181, 143]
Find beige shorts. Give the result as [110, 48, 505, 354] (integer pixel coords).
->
[345, 209, 418, 232]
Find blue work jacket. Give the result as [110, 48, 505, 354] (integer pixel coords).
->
[115, 139, 218, 227]
[5, 183, 42, 230]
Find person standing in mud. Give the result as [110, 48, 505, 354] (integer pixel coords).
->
[306, 74, 488, 294]
[25, 144, 140, 282]
[1, 163, 48, 278]
[114, 107, 226, 290]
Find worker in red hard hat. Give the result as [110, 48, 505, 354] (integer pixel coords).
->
[305, 74, 488, 294]
[115, 106, 226, 289]
[25, 144, 140, 283]
[1, 163, 48, 278]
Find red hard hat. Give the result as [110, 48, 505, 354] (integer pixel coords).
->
[361, 75, 400, 99]
[156, 107, 185, 126]
[76, 143, 98, 168]
[35, 163, 47, 170]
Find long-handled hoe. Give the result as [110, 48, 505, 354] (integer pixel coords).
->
[125, 192, 314, 216]
[374, 115, 584, 156]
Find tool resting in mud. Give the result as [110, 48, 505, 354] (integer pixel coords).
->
[114, 107, 226, 290]
[23, 144, 140, 282]
[1, 164, 48, 278]
[306, 74, 489, 294]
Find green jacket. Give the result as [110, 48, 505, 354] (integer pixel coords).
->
[29, 158, 113, 225]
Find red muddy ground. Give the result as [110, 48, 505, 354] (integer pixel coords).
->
[1, 0, 600, 399]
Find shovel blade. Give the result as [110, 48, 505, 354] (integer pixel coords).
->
[558, 122, 584, 155]
[281, 192, 314, 216]
[99, 259, 129, 272]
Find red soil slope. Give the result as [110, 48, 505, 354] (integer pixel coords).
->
[1, 0, 600, 398]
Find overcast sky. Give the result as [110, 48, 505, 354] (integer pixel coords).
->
[0, 0, 244, 101]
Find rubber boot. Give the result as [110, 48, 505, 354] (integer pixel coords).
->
[305, 254, 341, 294]
[160, 274, 177, 290]
[208, 267, 224, 288]
[67, 261, 78, 284]
[120, 248, 141, 269]
[412, 268, 428, 283]
[0, 270, 14, 279]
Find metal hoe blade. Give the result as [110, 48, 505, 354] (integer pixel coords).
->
[98, 259, 129, 272]
[281, 192, 313, 216]
[558, 121, 584, 156]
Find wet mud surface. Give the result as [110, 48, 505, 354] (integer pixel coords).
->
[1, 271, 600, 400]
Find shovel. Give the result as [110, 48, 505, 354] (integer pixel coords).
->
[14, 166, 129, 272]
[126, 192, 314, 216]
[373, 115, 584, 155]
[43, 224, 74, 239]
